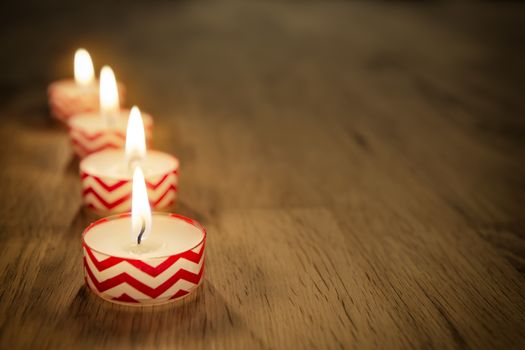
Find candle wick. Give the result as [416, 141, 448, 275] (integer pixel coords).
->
[137, 218, 146, 245]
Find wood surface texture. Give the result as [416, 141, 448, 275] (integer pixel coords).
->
[1, 1, 525, 349]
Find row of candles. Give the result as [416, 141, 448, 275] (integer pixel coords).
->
[49, 49, 205, 306]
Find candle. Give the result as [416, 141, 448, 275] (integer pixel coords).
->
[82, 167, 205, 306]
[79, 106, 178, 213]
[68, 66, 152, 158]
[48, 49, 125, 122]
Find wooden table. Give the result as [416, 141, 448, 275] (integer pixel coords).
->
[1, 1, 524, 349]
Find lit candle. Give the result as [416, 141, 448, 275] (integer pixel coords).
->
[47, 49, 126, 122]
[82, 166, 205, 306]
[68, 66, 153, 158]
[79, 106, 178, 213]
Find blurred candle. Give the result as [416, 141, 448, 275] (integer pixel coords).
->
[68, 67, 151, 158]
[47, 49, 126, 122]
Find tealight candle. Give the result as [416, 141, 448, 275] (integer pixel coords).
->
[80, 106, 178, 213]
[83, 167, 205, 306]
[68, 66, 152, 158]
[48, 48, 125, 122]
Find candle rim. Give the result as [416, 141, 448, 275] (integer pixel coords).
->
[82, 212, 206, 260]
[80, 149, 179, 180]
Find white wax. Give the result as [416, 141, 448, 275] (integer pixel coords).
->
[84, 215, 204, 259]
[80, 149, 178, 179]
[69, 109, 153, 133]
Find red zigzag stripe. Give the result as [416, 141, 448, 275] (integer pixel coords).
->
[84, 242, 205, 276]
[72, 138, 122, 155]
[147, 171, 178, 191]
[112, 293, 140, 303]
[93, 284, 190, 303]
[83, 184, 177, 210]
[70, 129, 126, 141]
[151, 185, 177, 206]
[81, 169, 178, 192]
[83, 187, 131, 210]
[84, 258, 205, 299]
[83, 176, 128, 192]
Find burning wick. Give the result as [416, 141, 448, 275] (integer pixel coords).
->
[137, 218, 146, 245]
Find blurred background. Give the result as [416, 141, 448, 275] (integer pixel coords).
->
[1, 0, 524, 119]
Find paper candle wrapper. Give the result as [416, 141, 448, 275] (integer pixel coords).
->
[80, 165, 178, 213]
[69, 113, 153, 158]
[83, 213, 206, 306]
[47, 79, 126, 123]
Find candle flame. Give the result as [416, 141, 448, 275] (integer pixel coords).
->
[99, 66, 120, 118]
[74, 49, 94, 86]
[132, 166, 152, 244]
[125, 106, 147, 165]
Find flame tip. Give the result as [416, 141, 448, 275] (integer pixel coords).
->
[99, 65, 120, 115]
[74, 49, 94, 86]
[125, 106, 147, 161]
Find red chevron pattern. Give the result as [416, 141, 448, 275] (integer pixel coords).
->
[48, 80, 98, 122]
[83, 213, 206, 305]
[48, 79, 126, 122]
[69, 125, 152, 158]
[81, 168, 178, 213]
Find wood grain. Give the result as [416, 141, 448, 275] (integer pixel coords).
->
[1, 1, 525, 349]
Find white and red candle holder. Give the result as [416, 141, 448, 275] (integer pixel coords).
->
[80, 151, 179, 213]
[47, 80, 125, 123]
[68, 111, 153, 158]
[82, 213, 206, 306]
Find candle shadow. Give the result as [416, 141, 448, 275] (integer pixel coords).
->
[64, 280, 247, 345]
